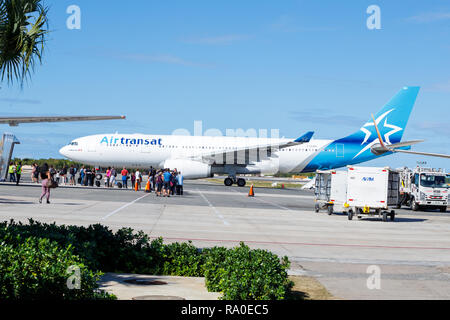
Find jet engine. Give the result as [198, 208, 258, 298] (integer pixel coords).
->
[163, 159, 212, 179]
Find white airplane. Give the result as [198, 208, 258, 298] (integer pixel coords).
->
[59, 87, 449, 187]
[0, 115, 125, 126]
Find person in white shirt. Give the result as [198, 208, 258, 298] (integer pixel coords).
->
[135, 169, 142, 190]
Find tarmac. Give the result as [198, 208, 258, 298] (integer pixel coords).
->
[0, 179, 449, 300]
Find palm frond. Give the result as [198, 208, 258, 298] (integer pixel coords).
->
[0, 0, 49, 85]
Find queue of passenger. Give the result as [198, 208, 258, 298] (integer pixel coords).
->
[152, 168, 183, 197]
[11, 162, 185, 196]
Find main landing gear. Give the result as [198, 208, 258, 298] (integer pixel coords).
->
[224, 176, 246, 187]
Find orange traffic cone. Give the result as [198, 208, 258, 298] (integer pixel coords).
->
[145, 180, 151, 193]
[134, 181, 139, 192]
[248, 184, 255, 197]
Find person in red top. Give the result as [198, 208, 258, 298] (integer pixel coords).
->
[121, 167, 129, 189]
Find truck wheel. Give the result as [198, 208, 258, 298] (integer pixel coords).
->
[410, 198, 419, 211]
[382, 212, 388, 222]
[315, 203, 320, 213]
[440, 207, 447, 213]
[327, 205, 333, 215]
[348, 210, 353, 220]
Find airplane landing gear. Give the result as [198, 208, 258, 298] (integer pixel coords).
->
[223, 176, 246, 187]
[224, 177, 233, 186]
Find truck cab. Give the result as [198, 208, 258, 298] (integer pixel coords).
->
[401, 167, 448, 212]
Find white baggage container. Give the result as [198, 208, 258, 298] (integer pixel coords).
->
[314, 170, 348, 215]
[346, 166, 399, 221]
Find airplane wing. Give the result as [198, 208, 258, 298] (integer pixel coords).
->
[389, 149, 450, 159]
[190, 131, 314, 164]
[371, 114, 450, 159]
[0, 115, 126, 126]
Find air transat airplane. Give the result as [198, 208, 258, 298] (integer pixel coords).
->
[59, 87, 449, 187]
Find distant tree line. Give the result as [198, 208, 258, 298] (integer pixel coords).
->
[12, 158, 82, 169]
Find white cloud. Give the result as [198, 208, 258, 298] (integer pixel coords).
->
[423, 80, 450, 93]
[406, 12, 450, 23]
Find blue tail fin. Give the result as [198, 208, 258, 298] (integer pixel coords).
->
[344, 86, 420, 145]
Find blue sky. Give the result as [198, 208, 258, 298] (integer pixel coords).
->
[1, 0, 449, 170]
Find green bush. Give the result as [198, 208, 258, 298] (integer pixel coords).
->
[0, 237, 115, 300]
[0, 220, 158, 274]
[204, 243, 293, 300]
[160, 241, 205, 277]
[0, 220, 294, 300]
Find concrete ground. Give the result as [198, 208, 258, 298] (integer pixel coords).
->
[99, 273, 221, 300]
[0, 180, 449, 300]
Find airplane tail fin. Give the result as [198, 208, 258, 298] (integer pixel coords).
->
[345, 86, 420, 145]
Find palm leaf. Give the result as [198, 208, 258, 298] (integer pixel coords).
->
[0, 0, 49, 85]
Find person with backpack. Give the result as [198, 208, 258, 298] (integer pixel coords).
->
[69, 165, 76, 185]
[60, 166, 68, 185]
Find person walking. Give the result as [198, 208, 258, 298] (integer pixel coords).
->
[8, 162, 16, 182]
[39, 163, 51, 204]
[15, 161, 22, 185]
[121, 167, 128, 189]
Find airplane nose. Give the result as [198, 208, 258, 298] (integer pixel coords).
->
[59, 146, 69, 157]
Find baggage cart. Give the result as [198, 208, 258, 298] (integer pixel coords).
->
[346, 166, 399, 221]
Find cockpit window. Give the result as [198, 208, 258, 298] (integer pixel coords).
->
[69, 142, 78, 146]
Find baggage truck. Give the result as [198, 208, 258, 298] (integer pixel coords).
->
[346, 166, 399, 221]
[398, 167, 448, 212]
[314, 170, 348, 215]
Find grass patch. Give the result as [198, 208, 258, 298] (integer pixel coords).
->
[288, 276, 336, 300]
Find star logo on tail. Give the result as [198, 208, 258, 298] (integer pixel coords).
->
[353, 108, 403, 159]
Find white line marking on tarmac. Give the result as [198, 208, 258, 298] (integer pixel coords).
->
[197, 189, 230, 226]
[189, 189, 313, 199]
[101, 193, 151, 220]
[229, 187, 295, 212]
